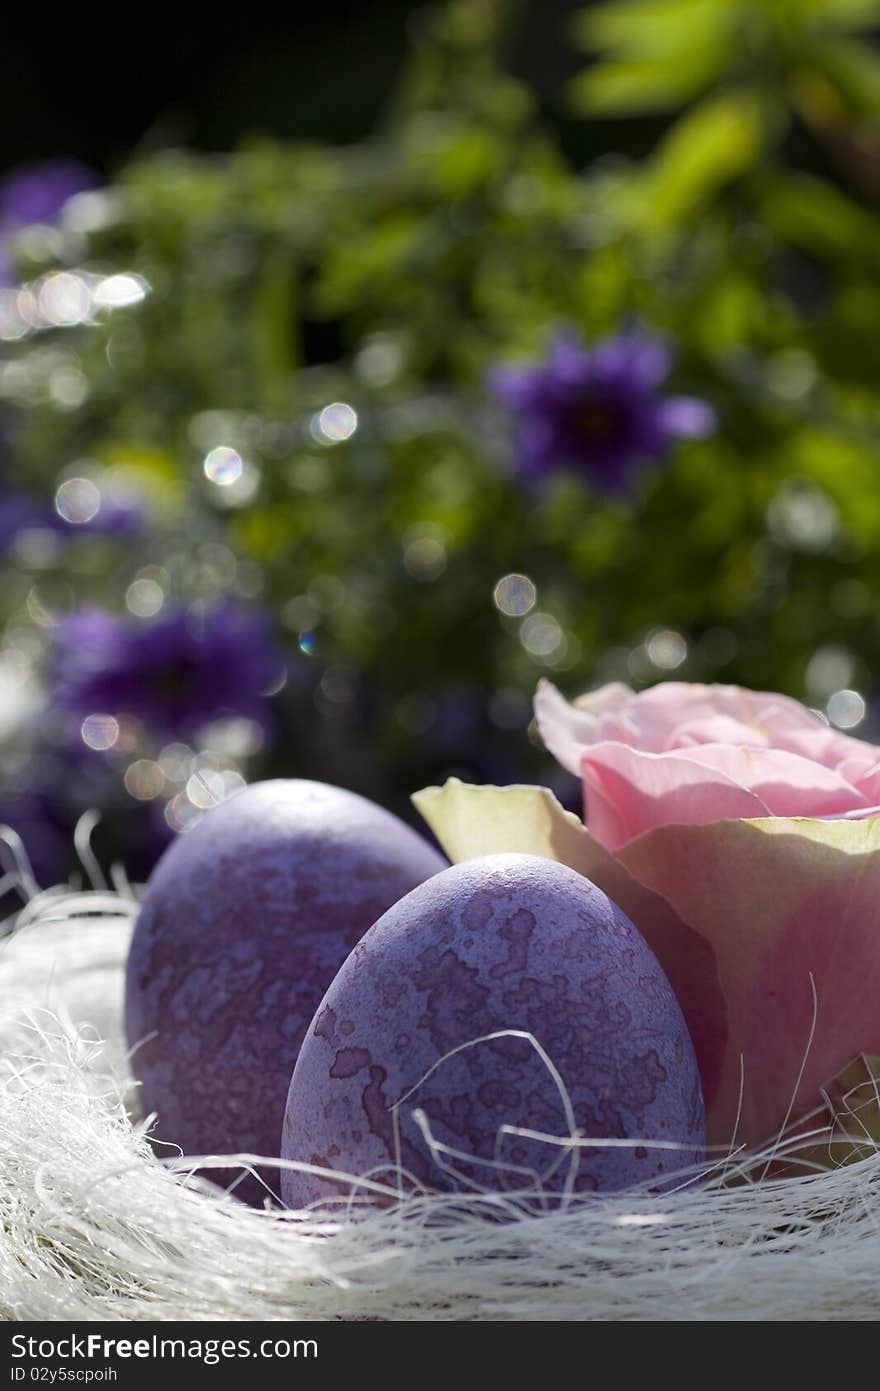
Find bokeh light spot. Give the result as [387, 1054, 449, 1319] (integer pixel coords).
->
[164, 792, 202, 833]
[81, 713, 119, 751]
[48, 366, 89, 409]
[55, 476, 100, 524]
[766, 478, 838, 552]
[806, 646, 855, 700]
[520, 612, 563, 659]
[203, 446, 244, 486]
[37, 272, 91, 327]
[827, 689, 866, 730]
[125, 577, 165, 618]
[158, 743, 195, 784]
[647, 628, 687, 671]
[403, 525, 448, 581]
[311, 401, 358, 444]
[186, 768, 227, 809]
[493, 573, 537, 618]
[92, 274, 149, 309]
[124, 760, 165, 801]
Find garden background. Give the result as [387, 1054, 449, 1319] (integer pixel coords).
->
[2, 0, 880, 889]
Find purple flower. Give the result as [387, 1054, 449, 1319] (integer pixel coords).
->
[85, 493, 145, 535]
[0, 492, 52, 553]
[0, 786, 74, 898]
[0, 160, 96, 229]
[489, 329, 715, 490]
[0, 484, 144, 554]
[53, 487, 146, 537]
[0, 746, 175, 898]
[0, 160, 96, 288]
[52, 602, 283, 738]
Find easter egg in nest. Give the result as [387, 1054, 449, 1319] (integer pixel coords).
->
[281, 853, 705, 1208]
[125, 779, 447, 1204]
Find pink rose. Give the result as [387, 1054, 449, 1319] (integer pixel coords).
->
[414, 685, 880, 1156]
[534, 679, 880, 851]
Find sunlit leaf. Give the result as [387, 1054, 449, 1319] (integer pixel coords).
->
[572, 0, 735, 60]
[622, 92, 765, 226]
[568, 55, 728, 116]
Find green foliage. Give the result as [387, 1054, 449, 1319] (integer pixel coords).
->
[3, 0, 880, 848]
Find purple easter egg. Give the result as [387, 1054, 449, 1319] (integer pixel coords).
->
[281, 853, 705, 1208]
[125, 779, 446, 1204]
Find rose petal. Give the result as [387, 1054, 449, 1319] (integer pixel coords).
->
[739, 690, 827, 736]
[783, 726, 880, 775]
[619, 815, 880, 1147]
[572, 680, 635, 717]
[535, 679, 834, 765]
[670, 715, 770, 749]
[537, 680, 880, 821]
[534, 677, 613, 774]
[668, 743, 872, 819]
[535, 677, 681, 762]
[580, 741, 771, 849]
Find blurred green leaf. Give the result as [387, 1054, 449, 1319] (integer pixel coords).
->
[762, 172, 880, 261]
[568, 54, 730, 116]
[8, 0, 880, 851]
[572, 0, 735, 58]
[804, 0, 880, 30]
[572, 0, 880, 118]
[809, 35, 880, 113]
[622, 91, 765, 226]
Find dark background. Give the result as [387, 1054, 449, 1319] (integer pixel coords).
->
[0, 2, 658, 177]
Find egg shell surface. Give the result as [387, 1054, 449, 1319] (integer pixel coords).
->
[281, 853, 705, 1208]
[125, 779, 446, 1204]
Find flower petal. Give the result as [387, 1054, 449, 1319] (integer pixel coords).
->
[670, 715, 770, 749]
[579, 741, 771, 850]
[592, 333, 671, 388]
[656, 395, 716, 438]
[619, 815, 880, 1147]
[534, 677, 612, 773]
[669, 743, 872, 819]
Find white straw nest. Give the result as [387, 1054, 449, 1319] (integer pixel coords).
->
[2, 861, 880, 1321]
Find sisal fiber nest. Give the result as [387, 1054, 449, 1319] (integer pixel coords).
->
[2, 862, 880, 1321]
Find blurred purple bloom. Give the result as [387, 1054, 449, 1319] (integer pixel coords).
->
[0, 484, 145, 553]
[0, 160, 96, 228]
[0, 492, 51, 553]
[0, 160, 96, 289]
[53, 489, 147, 537]
[52, 602, 283, 737]
[0, 787, 73, 898]
[489, 329, 715, 490]
[0, 745, 174, 900]
[86, 493, 145, 535]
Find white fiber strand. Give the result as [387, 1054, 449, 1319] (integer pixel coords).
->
[2, 890, 880, 1321]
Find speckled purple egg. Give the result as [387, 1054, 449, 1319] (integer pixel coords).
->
[281, 853, 705, 1208]
[125, 779, 446, 1204]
